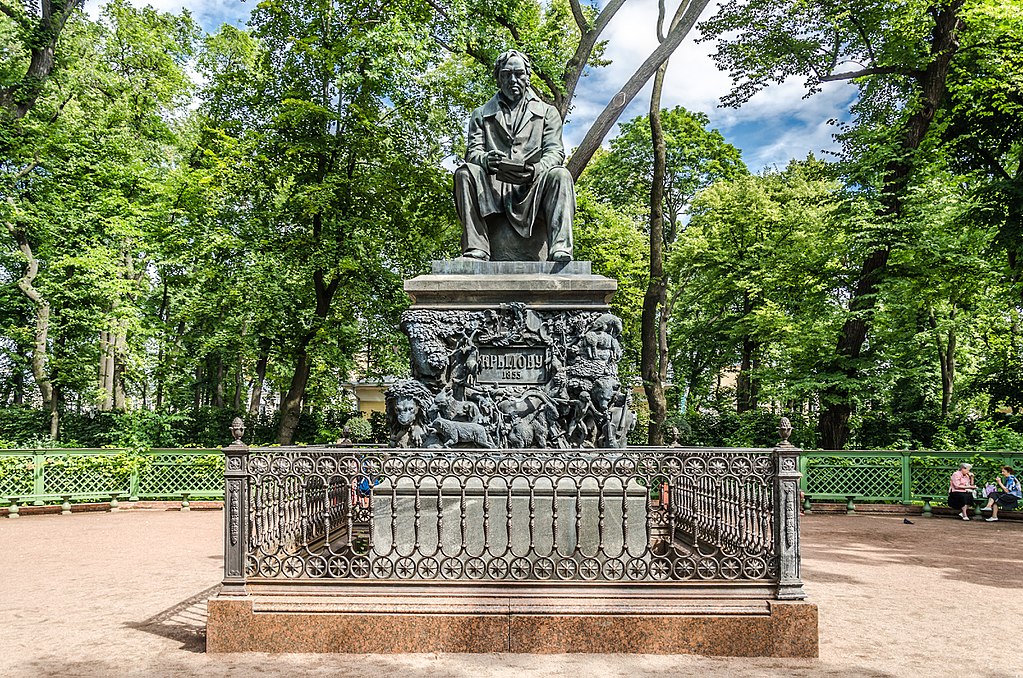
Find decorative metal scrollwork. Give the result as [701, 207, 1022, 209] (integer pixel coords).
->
[243, 447, 780, 584]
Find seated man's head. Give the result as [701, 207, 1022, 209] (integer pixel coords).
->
[494, 50, 531, 102]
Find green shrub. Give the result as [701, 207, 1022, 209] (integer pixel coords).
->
[343, 416, 374, 443]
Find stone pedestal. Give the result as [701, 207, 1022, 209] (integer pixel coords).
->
[386, 260, 636, 450]
[207, 585, 818, 656]
[405, 260, 615, 310]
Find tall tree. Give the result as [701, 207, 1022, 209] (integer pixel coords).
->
[581, 107, 745, 442]
[677, 159, 847, 418]
[702, 0, 970, 447]
[194, 0, 459, 444]
[1, 1, 197, 436]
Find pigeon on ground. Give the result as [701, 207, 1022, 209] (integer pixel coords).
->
[903, 518, 914, 524]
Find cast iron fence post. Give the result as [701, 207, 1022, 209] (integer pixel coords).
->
[221, 418, 249, 596]
[774, 418, 806, 600]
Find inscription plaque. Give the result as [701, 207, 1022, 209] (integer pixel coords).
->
[477, 347, 546, 384]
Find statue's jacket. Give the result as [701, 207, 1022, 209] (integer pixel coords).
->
[463, 89, 567, 238]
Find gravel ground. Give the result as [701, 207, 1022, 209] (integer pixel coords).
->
[1, 509, 1020, 678]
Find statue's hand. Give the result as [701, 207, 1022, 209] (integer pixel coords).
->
[496, 162, 535, 185]
[483, 150, 506, 174]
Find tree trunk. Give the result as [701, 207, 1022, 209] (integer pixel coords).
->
[0, 1, 85, 118]
[816, 4, 964, 449]
[98, 330, 113, 409]
[113, 325, 127, 409]
[49, 382, 60, 440]
[249, 337, 270, 416]
[233, 360, 243, 411]
[929, 308, 956, 418]
[737, 336, 759, 413]
[641, 59, 670, 446]
[5, 214, 53, 414]
[278, 352, 311, 445]
[213, 358, 225, 408]
[277, 265, 342, 445]
[736, 291, 760, 413]
[193, 364, 203, 412]
[12, 350, 25, 405]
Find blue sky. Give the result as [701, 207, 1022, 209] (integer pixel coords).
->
[88, 0, 857, 172]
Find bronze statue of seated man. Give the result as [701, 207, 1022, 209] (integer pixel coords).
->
[453, 50, 574, 262]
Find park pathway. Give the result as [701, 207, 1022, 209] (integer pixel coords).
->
[1, 509, 1019, 677]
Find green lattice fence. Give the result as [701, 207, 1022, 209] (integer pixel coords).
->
[800, 450, 1023, 505]
[803, 454, 903, 500]
[4, 447, 1020, 510]
[0, 453, 34, 496]
[135, 450, 223, 499]
[0, 448, 223, 506]
[41, 452, 132, 495]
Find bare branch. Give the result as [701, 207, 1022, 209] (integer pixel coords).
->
[849, 14, 878, 66]
[972, 142, 1013, 181]
[591, 0, 628, 38]
[559, 0, 628, 119]
[568, 0, 588, 32]
[422, 0, 451, 19]
[13, 155, 41, 181]
[532, 68, 561, 106]
[656, 0, 666, 43]
[819, 65, 916, 82]
[492, 14, 523, 43]
[567, 0, 710, 178]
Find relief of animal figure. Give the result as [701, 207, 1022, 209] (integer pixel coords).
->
[385, 380, 437, 448]
[431, 415, 495, 448]
[506, 413, 533, 448]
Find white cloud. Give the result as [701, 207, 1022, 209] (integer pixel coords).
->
[563, 0, 857, 170]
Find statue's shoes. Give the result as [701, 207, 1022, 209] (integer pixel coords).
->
[461, 249, 490, 261]
[551, 251, 572, 262]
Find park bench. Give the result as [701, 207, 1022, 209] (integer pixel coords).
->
[3, 492, 123, 518]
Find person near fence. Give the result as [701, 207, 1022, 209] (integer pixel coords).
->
[981, 466, 1021, 522]
[947, 462, 977, 521]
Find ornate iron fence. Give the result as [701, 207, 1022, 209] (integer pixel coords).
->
[219, 443, 805, 597]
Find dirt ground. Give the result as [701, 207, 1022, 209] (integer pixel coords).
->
[1, 509, 1020, 678]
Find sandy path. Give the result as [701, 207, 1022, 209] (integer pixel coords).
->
[1, 509, 1020, 677]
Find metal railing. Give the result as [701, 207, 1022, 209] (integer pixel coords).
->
[0, 448, 223, 512]
[5, 447, 1018, 517]
[218, 442, 805, 598]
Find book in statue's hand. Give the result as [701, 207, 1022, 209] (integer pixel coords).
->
[497, 159, 527, 173]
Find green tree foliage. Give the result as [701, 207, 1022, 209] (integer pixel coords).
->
[2, 1, 199, 437]
[3, 0, 1023, 455]
[700, 0, 1021, 448]
[676, 158, 846, 413]
[572, 184, 648, 375]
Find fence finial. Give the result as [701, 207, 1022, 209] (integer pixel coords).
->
[778, 416, 793, 444]
[229, 417, 246, 446]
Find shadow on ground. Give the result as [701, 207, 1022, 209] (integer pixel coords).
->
[125, 583, 221, 652]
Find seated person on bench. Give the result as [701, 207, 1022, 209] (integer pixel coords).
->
[981, 465, 1021, 521]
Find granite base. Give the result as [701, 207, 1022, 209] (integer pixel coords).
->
[207, 585, 817, 657]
